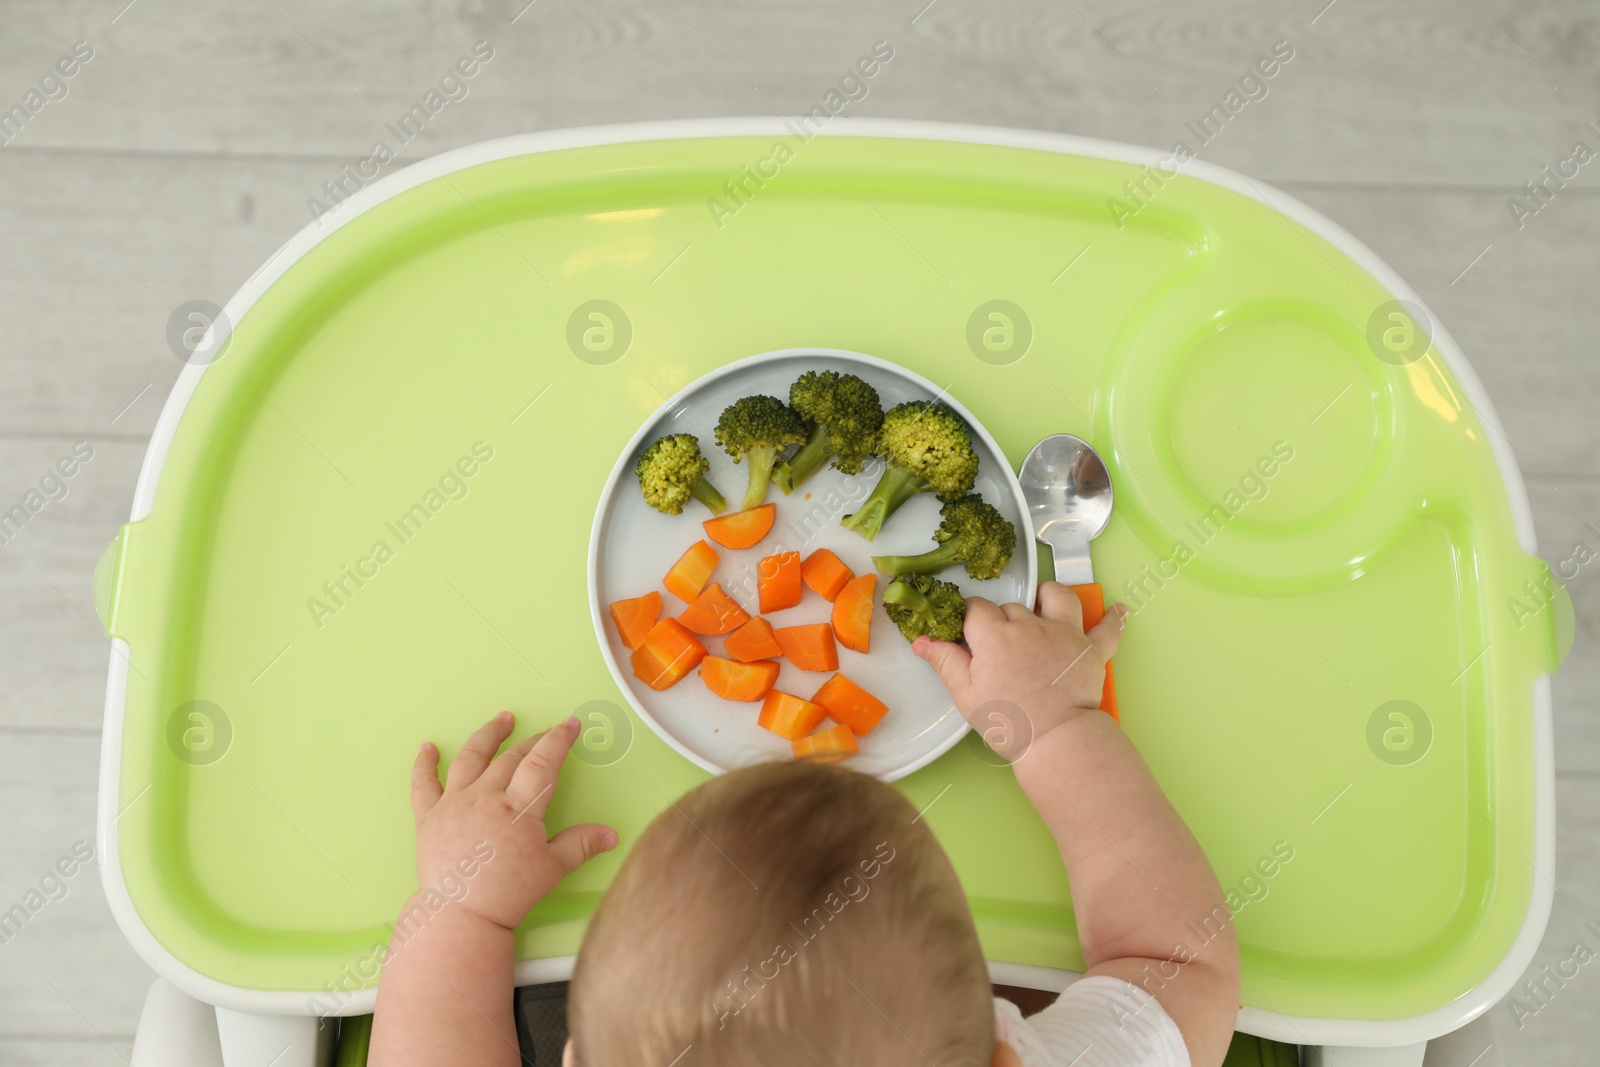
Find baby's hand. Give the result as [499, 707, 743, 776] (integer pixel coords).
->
[913, 582, 1126, 759]
[409, 712, 617, 931]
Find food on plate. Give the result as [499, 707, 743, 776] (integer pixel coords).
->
[791, 723, 859, 763]
[830, 573, 876, 654]
[772, 370, 884, 494]
[663, 540, 719, 603]
[800, 547, 854, 601]
[714, 394, 808, 511]
[699, 656, 781, 701]
[840, 400, 978, 540]
[608, 591, 662, 650]
[702, 503, 776, 549]
[757, 551, 803, 613]
[772, 622, 838, 672]
[871, 495, 1016, 580]
[810, 673, 888, 735]
[629, 618, 707, 690]
[609, 364, 1028, 770]
[881, 573, 968, 643]
[757, 689, 828, 740]
[677, 583, 751, 636]
[635, 433, 728, 516]
[723, 616, 784, 662]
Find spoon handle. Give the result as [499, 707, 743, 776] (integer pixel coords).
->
[1068, 583, 1119, 720]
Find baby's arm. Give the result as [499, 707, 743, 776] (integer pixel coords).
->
[915, 583, 1239, 1067]
[368, 712, 617, 1067]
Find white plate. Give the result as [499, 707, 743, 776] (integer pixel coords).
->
[588, 348, 1037, 780]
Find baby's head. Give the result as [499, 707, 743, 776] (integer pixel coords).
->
[569, 759, 994, 1065]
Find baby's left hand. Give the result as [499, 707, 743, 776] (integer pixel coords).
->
[410, 712, 618, 931]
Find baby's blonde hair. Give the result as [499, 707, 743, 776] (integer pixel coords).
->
[569, 759, 994, 1066]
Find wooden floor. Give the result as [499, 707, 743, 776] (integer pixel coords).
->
[2, 1, 1596, 1062]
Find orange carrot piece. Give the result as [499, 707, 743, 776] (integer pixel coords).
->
[608, 590, 662, 650]
[801, 548, 854, 602]
[831, 573, 875, 654]
[702, 504, 776, 550]
[757, 689, 828, 740]
[664, 540, 718, 604]
[677, 583, 751, 636]
[699, 656, 781, 702]
[773, 623, 838, 672]
[792, 723, 859, 763]
[724, 616, 784, 662]
[758, 551, 803, 613]
[629, 618, 706, 690]
[811, 673, 889, 735]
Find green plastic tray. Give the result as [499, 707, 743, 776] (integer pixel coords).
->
[96, 126, 1565, 1031]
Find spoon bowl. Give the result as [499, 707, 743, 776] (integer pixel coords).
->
[1019, 433, 1113, 585]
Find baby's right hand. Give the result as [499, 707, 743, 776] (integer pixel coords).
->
[913, 581, 1126, 759]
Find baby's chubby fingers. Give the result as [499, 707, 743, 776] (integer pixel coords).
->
[410, 742, 443, 821]
[913, 596, 1010, 695]
[1034, 581, 1085, 626]
[507, 716, 581, 821]
[479, 728, 547, 792]
[546, 822, 620, 877]
[958, 597, 1010, 652]
[445, 711, 516, 791]
[1085, 602, 1129, 663]
[912, 634, 971, 693]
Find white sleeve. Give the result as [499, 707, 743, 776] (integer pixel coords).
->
[993, 978, 1191, 1067]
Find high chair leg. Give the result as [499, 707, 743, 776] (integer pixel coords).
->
[131, 979, 223, 1067]
[215, 1007, 335, 1067]
[1305, 1042, 1428, 1067]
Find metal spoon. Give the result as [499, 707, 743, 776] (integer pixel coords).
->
[1019, 434, 1119, 717]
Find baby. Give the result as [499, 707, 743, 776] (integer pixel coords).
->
[369, 582, 1240, 1066]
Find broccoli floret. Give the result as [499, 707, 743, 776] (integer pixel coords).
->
[772, 370, 885, 494]
[840, 400, 979, 540]
[882, 574, 967, 643]
[636, 433, 727, 516]
[871, 495, 1016, 580]
[714, 395, 808, 511]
